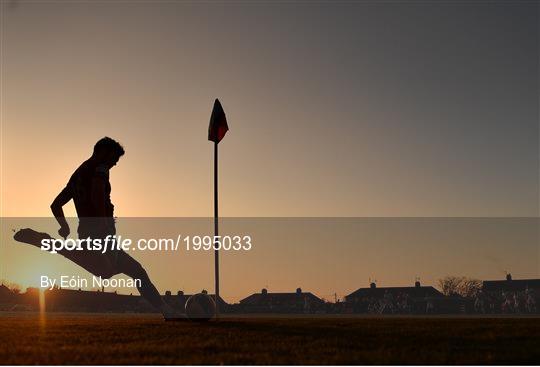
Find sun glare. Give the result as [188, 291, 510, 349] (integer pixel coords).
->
[38, 288, 46, 329]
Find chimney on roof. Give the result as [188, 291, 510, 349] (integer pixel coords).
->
[506, 273, 512, 281]
[296, 287, 302, 294]
[165, 290, 171, 296]
[415, 281, 421, 288]
[261, 288, 268, 295]
[177, 291, 184, 296]
[370, 282, 376, 289]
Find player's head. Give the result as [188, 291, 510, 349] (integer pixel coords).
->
[93, 137, 125, 168]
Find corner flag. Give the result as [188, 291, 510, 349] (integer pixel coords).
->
[208, 98, 228, 320]
[208, 99, 229, 143]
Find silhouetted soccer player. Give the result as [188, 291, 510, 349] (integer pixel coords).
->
[47, 137, 183, 320]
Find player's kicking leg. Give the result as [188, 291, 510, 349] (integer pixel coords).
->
[115, 251, 186, 321]
[13, 228, 184, 320]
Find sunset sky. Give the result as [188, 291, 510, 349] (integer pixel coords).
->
[0, 1, 538, 301]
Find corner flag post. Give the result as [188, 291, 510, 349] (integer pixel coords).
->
[208, 98, 228, 320]
[213, 140, 219, 318]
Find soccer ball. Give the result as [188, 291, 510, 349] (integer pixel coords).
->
[185, 293, 216, 322]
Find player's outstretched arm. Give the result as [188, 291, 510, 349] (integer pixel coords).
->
[51, 186, 72, 239]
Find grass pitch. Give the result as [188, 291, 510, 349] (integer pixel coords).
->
[0, 312, 539, 364]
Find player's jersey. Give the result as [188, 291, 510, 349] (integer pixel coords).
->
[67, 158, 115, 237]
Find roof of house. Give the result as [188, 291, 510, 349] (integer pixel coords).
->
[240, 291, 324, 305]
[346, 286, 443, 299]
[483, 278, 540, 292]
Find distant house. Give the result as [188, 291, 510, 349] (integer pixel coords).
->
[345, 281, 448, 314]
[0, 284, 15, 309]
[346, 281, 443, 301]
[0, 284, 12, 300]
[483, 273, 540, 293]
[239, 288, 325, 314]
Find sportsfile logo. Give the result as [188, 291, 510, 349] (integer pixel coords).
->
[39, 234, 253, 254]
